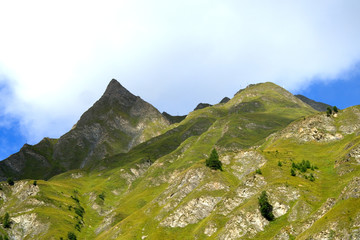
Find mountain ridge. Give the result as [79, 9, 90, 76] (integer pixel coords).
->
[0, 81, 359, 240]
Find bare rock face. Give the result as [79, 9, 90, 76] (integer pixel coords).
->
[9, 213, 49, 240]
[160, 196, 221, 227]
[220, 210, 269, 240]
[228, 151, 267, 180]
[219, 175, 267, 216]
[156, 168, 205, 219]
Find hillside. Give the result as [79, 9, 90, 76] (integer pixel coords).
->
[0, 82, 359, 240]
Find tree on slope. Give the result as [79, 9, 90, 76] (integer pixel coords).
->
[206, 149, 222, 171]
[258, 191, 275, 221]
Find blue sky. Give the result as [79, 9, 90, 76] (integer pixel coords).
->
[0, 1, 360, 160]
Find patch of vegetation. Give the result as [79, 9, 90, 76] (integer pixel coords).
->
[258, 191, 275, 221]
[3, 212, 10, 228]
[206, 149, 222, 171]
[6, 178, 14, 186]
[67, 232, 77, 240]
[327, 107, 333, 117]
[278, 161, 282, 167]
[98, 192, 105, 201]
[33, 180, 37, 186]
[255, 168, 262, 175]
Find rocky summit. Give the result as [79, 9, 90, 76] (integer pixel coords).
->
[0, 81, 359, 240]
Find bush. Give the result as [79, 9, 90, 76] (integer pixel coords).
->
[74, 206, 85, 218]
[291, 168, 296, 176]
[206, 149, 222, 171]
[309, 173, 315, 182]
[327, 107, 332, 117]
[67, 232, 77, 240]
[255, 169, 262, 175]
[278, 161, 282, 167]
[3, 212, 10, 228]
[98, 193, 105, 201]
[333, 106, 338, 113]
[7, 178, 14, 186]
[258, 191, 275, 221]
[33, 180, 37, 186]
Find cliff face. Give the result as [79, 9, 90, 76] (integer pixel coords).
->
[0, 79, 169, 179]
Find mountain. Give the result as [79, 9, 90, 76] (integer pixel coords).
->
[295, 94, 332, 111]
[0, 82, 359, 240]
[0, 79, 169, 180]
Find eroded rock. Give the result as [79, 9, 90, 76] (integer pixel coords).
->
[160, 196, 221, 227]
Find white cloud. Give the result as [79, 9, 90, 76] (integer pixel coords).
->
[0, 0, 360, 143]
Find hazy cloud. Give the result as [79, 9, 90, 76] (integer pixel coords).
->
[0, 0, 360, 143]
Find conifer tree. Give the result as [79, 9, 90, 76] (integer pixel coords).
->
[206, 149, 222, 171]
[258, 191, 275, 221]
[3, 212, 10, 228]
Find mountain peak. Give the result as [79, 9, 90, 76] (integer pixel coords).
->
[103, 78, 134, 98]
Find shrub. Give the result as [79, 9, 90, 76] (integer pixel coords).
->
[3, 212, 10, 228]
[71, 195, 80, 203]
[98, 193, 105, 201]
[33, 180, 37, 186]
[291, 168, 296, 176]
[255, 169, 262, 175]
[74, 206, 85, 218]
[327, 107, 332, 117]
[278, 161, 282, 167]
[309, 173, 315, 182]
[67, 232, 77, 240]
[258, 191, 275, 221]
[206, 149, 222, 171]
[7, 178, 14, 186]
[333, 106, 338, 113]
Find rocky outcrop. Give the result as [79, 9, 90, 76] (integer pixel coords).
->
[160, 196, 221, 227]
[219, 97, 230, 104]
[194, 103, 212, 111]
[220, 210, 269, 239]
[9, 213, 49, 240]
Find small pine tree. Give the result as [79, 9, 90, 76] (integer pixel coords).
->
[67, 232, 77, 240]
[3, 212, 10, 228]
[7, 178, 14, 186]
[309, 173, 315, 182]
[326, 107, 332, 117]
[206, 149, 222, 171]
[291, 168, 296, 176]
[333, 106, 338, 113]
[278, 161, 282, 167]
[258, 191, 275, 221]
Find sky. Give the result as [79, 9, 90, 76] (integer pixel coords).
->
[0, 0, 360, 160]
